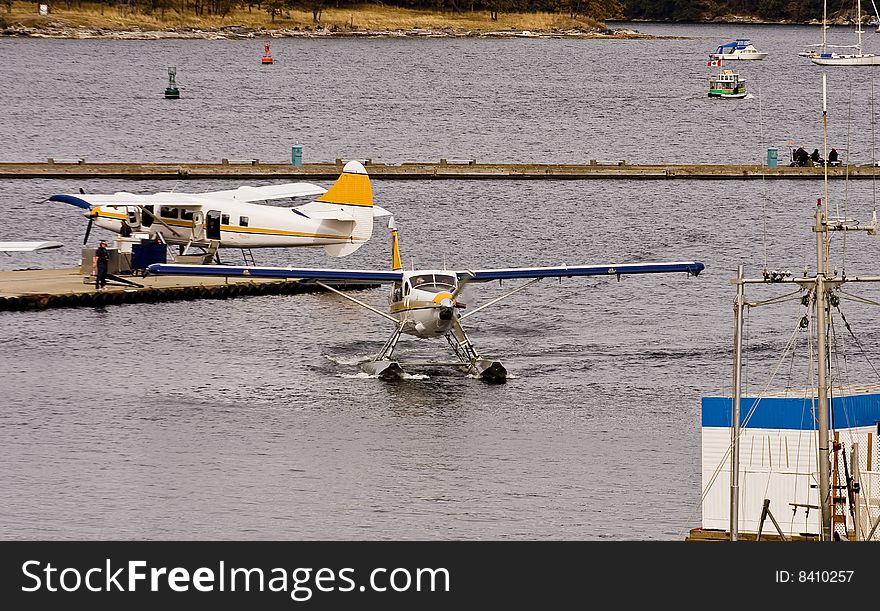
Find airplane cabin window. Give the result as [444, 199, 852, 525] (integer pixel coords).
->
[181, 209, 194, 221]
[434, 274, 456, 290]
[240, 216, 249, 227]
[160, 206, 179, 219]
[221, 214, 230, 225]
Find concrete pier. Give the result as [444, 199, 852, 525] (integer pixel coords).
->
[0, 267, 376, 312]
[0, 160, 876, 180]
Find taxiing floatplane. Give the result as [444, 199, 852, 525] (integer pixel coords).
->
[148, 221, 705, 382]
[50, 161, 388, 261]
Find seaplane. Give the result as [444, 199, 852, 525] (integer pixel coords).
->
[49, 160, 388, 262]
[147, 221, 705, 382]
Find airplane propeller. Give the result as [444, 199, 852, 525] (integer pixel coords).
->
[75, 188, 96, 245]
[451, 271, 475, 304]
[83, 214, 94, 245]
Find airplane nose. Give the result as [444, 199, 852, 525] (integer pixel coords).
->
[438, 297, 455, 320]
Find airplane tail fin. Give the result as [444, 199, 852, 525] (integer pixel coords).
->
[390, 219, 403, 271]
[319, 160, 374, 257]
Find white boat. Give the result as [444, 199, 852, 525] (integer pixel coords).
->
[709, 39, 768, 60]
[804, 0, 880, 65]
[690, 76, 880, 542]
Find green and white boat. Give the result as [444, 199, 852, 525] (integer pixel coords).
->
[708, 68, 747, 99]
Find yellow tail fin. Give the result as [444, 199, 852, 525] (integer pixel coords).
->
[316, 160, 372, 207]
[391, 228, 402, 271]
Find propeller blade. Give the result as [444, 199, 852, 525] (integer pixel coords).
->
[83, 215, 94, 245]
[451, 271, 475, 301]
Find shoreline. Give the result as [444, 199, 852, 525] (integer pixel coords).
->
[0, 23, 654, 40]
[0, 18, 833, 41]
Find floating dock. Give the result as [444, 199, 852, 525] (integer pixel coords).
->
[1, 160, 878, 180]
[0, 267, 375, 312]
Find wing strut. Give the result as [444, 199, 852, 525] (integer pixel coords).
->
[459, 277, 543, 321]
[314, 281, 399, 323]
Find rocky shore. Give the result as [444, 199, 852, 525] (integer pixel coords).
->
[0, 22, 650, 39]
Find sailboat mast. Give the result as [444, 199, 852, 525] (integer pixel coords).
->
[859, 0, 865, 53]
[730, 265, 745, 541]
[823, 0, 828, 49]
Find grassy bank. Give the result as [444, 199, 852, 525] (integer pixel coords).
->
[1, 1, 613, 35]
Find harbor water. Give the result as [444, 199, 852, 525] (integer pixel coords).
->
[2, 22, 880, 540]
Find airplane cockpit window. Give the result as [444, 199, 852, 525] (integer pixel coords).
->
[392, 282, 403, 302]
[181, 209, 194, 221]
[434, 274, 457, 290]
[410, 274, 456, 293]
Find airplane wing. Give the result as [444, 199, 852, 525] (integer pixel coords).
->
[197, 183, 327, 202]
[50, 193, 203, 209]
[50, 182, 327, 210]
[456, 261, 705, 282]
[0, 241, 63, 252]
[147, 263, 403, 284]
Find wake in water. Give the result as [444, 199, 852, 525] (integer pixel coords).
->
[337, 371, 430, 380]
[324, 354, 375, 366]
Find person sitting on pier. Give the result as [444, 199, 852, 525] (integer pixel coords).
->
[828, 147, 840, 166]
[810, 149, 823, 166]
[93, 240, 109, 290]
[794, 147, 809, 167]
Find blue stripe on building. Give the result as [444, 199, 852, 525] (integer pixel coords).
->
[702, 393, 880, 430]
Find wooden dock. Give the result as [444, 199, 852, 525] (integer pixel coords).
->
[686, 528, 820, 542]
[0, 267, 375, 312]
[1, 160, 879, 180]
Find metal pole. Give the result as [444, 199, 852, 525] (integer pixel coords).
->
[730, 264, 745, 541]
[852, 443, 861, 540]
[815, 205, 832, 541]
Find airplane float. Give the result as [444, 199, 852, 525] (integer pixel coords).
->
[0, 241, 63, 253]
[148, 221, 705, 382]
[49, 160, 388, 261]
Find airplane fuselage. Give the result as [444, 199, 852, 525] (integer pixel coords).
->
[390, 270, 461, 338]
[90, 201, 359, 249]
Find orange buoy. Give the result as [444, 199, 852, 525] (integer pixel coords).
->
[261, 42, 273, 65]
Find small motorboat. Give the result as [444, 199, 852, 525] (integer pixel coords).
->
[708, 68, 747, 99]
[709, 39, 768, 61]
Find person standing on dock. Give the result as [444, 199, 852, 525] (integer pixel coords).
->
[93, 240, 109, 289]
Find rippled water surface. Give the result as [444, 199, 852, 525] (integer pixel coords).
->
[3, 23, 880, 540]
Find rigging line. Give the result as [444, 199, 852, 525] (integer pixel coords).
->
[833, 302, 880, 383]
[747, 290, 804, 308]
[759, 80, 768, 270]
[873, 78, 877, 212]
[838, 289, 880, 307]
